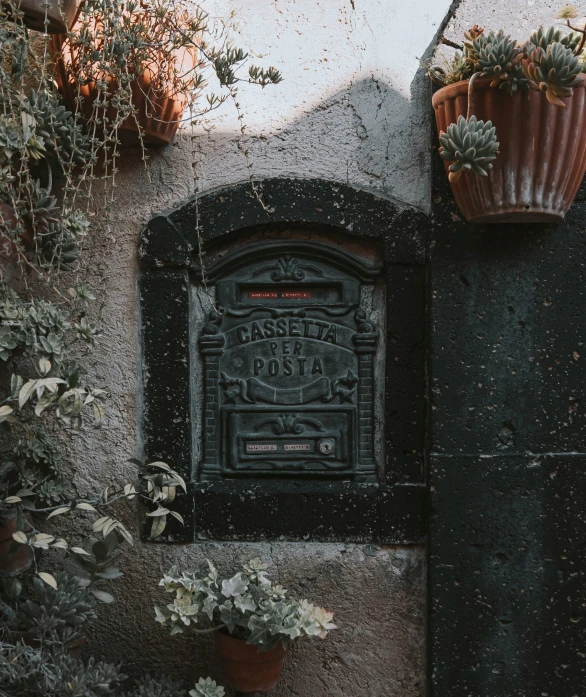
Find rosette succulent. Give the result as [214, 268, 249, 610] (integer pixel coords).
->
[475, 31, 528, 94]
[527, 25, 582, 52]
[522, 41, 583, 105]
[439, 115, 499, 182]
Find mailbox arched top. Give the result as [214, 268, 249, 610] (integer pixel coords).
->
[190, 240, 382, 284]
[140, 178, 427, 269]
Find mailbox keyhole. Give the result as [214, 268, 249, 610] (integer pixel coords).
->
[318, 439, 335, 455]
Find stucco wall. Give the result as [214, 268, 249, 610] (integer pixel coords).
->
[69, 1, 455, 694]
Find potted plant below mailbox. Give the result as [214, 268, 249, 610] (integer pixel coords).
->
[427, 6, 586, 223]
[155, 558, 336, 694]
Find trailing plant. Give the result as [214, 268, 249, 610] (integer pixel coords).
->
[155, 558, 337, 651]
[52, 0, 282, 155]
[424, 7, 586, 179]
[0, 0, 283, 690]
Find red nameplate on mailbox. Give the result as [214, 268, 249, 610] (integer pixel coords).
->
[281, 291, 312, 299]
[248, 291, 278, 298]
[248, 290, 312, 299]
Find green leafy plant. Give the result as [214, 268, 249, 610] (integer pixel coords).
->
[0, 0, 282, 692]
[155, 558, 336, 651]
[16, 572, 96, 641]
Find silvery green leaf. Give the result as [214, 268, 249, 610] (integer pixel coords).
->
[219, 602, 239, 632]
[234, 593, 256, 613]
[91, 589, 115, 603]
[0, 405, 14, 422]
[222, 573, 248, 598]
[147, 461, 171, 472]
[18, 379, 37, 409]
[207, 559, 219, 582]
[38, 358, 51, 375]
[11, 374, 23, 398]
[150, 515, 166, 538]
[202, 595, 216, 620]
[37, 572, 57, 589]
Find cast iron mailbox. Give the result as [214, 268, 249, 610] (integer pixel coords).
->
[197, 241, 381, 482]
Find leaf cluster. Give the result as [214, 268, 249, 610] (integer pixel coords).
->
[155, 558, 336, 651]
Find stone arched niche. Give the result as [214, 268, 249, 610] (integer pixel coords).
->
[139, 178, 428, 542]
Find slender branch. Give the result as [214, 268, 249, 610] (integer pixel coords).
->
[576, 23, 586, 55]
[441, 37, 464, 50]
[191, 624, 226, 634]
[567, 20, 586, 35]
[467, 72, 480, 120]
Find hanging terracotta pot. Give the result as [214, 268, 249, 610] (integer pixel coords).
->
[213, 631, 287, 693]
[0, 511, 34, 577]
[50, 13, 197, 146]
[432, 78, 586, 223]
[8, 0, 79, 33]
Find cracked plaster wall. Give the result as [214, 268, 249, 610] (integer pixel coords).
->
[67, 1, 460, 694]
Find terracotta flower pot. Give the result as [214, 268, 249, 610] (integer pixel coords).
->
[50, 15, 197, 146]
[214, 631, 287, 693]
[0, 511, 34, 577]
[432, 78, 586, 223]
[11, 0, 79, 33]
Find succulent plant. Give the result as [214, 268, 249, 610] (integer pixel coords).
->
[0, 116, 22, 163]
[527, 25, 582, 53]
[189, 677, 225, 697]
[0, 642, 125, 697]
[439, 115, 499, 182]
[18, 573, 96, 640]
[464, 29, 504, 69]
[132, 674, 187, 697]
[26, 89, 90, 167]
[475, 32, 525, 89]
[34, 221, 80, 269]
[522, 42, 583, 105]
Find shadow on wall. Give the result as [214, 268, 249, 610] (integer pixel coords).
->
[80, 17, 454, 695]
[109, 75, 433, 217]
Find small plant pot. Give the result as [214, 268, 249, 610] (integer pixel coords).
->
[0, 511, 34, 577]
[213, 631, 287, 694]
[50, 20, 197, 146]
[432, 78, 586, 223]
[10, 0, 79, 33]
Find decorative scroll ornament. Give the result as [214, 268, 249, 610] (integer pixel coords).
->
[253, 256, 325, 282]
[253, 413, 325, 435]
[218, 370, 358, 405]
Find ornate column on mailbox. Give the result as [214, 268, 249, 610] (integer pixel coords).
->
[353, 310, 379, 481]
[198, 310, 225, 478]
